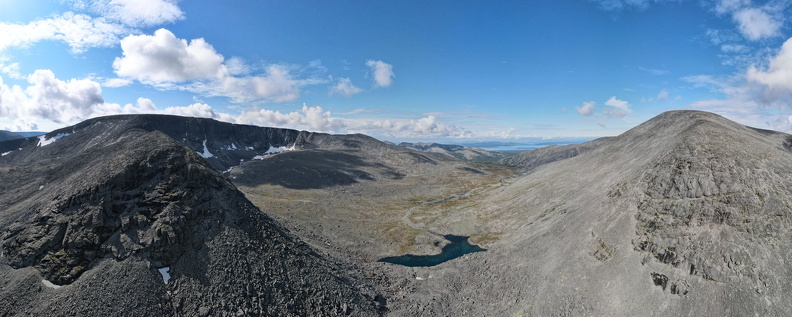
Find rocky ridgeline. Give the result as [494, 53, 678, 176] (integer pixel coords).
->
[631, 113, 792, 291]
[499, 137, 610, 172]
[0, 116, 383, 316]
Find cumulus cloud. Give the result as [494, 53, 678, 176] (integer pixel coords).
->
[238, 104, 346, 132]
[732, 8, 782, 41]
[205, 65, 301, 103]
[329, 78, 363, 97]
[366, 60, 394, 87]
[70, 0, 184, 27]
[747, 37, 792, 97]
[112, 29, 303, 103]
[604, 96, 631, 118]
[0, 61, 22, 80]
[711, 0, 784, 41]
[0, 118, 39, 131]
[348, 115, 471, 138]
[113, 29, 225, 83]
[0, 68, 472, 139]
[0, 70, 105, 123]
[576, 101, 596, 116]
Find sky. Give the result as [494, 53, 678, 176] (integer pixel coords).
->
[1, 0, 792, 143]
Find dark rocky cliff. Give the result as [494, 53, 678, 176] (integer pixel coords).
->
[0, 115, 383, 316]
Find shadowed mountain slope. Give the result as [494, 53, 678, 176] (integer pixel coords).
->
[0, 131, 22, 142]
[0, 116, 384, 316]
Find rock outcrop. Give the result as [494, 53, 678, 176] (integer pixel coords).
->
[0, 116, 383, 316]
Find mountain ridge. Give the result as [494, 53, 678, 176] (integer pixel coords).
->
[0, 115, 386, 316]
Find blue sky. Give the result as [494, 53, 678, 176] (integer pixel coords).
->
[1, 0, 792, 142]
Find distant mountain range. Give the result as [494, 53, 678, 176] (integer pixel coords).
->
[397, 142, 514, 162]
[0, 131, 45, 142]
[2, 111, 792, 316]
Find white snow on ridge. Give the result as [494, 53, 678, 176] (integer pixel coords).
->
[265, 144, 295, 154]
[198, 139, 214, 158]
[42, 279, 62, 289]
[37, 133, 71, 147]
[1, 151, 11, 156]
[252, 144, 296, 160]
[158, 267, 171, 283]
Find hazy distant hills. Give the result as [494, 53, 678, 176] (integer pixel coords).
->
[0, 131, 21, 142]
[398, 142, 512, 162]
[2, 111, 792, 316]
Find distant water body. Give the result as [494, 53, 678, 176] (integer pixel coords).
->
[470, 139, 591, 151]
[378, 235, 486, 267]
[478, 144, 545, 151]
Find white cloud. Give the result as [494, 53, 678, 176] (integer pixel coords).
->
[657, 90, 669, 100]
[715, 0, 751, 15]
[238, 104, 346, 132]
[113, 29, 225, 83]
[0, 0, 184, 54]
[732, 8, 782, 41]
[0, 69, 472, 139]
[0, 61, 22, 79]
[720, 44, 750, 53]
[70, 0, 184, 27]
[0, 70, 105, 124]
[329, 78, 363, 97]
[747, 37, 792, 97]
[0, 118, 39, 131]
[0, 12, 130, 53]
[162, 102, 217, 118]
[604, 96, 631, 118]
[225, 57, 251, 76]
[102, 78, 133, 87]
[347, 115, 471, 138]
[576, 101, 596, 116]
[206, 65, 300, 103]
[366, 60, 394, 87]
[113, 29, 303, 103]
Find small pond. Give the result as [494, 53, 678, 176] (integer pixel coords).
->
[378, 235, 486, 267]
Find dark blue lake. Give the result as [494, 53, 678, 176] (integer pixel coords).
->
[378, 235, 486, 267]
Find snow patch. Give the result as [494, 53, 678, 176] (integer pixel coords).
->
[1, 151, 12, 156]
[198, 139, 214, 158]
[252, 144, 296, 160]
[37, 133, 71, 147]
[246, 146, 254, 151]
[39, 185, 44, 190]
[42, 279, 62, 289]
[265, 144, 295, 154]
[224, 166, 235, 174]
[158, 267, 171, 283]
[225, 143, 238, 150]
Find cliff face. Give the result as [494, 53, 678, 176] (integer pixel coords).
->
[0, 116, 383, 316]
